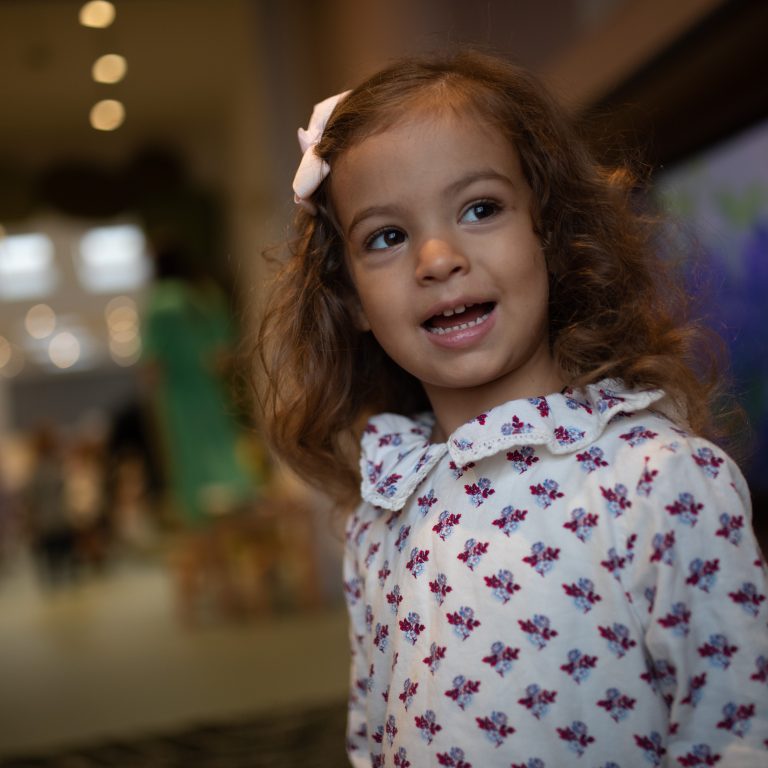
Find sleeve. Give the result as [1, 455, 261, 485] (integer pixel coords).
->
[343, 510, 372, 768]
[623, 439, 768, 767]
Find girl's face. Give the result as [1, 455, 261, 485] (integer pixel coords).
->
[331, 107, 562, 416]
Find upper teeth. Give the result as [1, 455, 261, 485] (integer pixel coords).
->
[427, 306, 491, 335]
[442, 303, 469, 317]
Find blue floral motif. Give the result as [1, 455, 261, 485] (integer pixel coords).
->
[554, 425, 586, 445]
[619, 425, 658, 447]
[530, 478, 563, 509]
[501, 415, 535, 435]
[387, 584, 402, 615]
[376, 473, 402, 498]
[641, 660, 677, 706]
[414, 709, 441, 744]
[519, 614, 558, 650]
[717, 512, 744, 545]
[493, 505, 528, 536]
[698, 633, 738, 670]
[600, 622, 636, 657]
[718, 701, 754, 737]
[596, 388, 625, 413]
[729, 581, 765, 617]
[692, 446, 724, 478]
[506, 445, 539, 474]
[445, 675, 479, 710]
[417, 489, 437, 515]
[563, 577, 601, 612]
[394, 524, 411, 553]
[373, 622, 389, 652]
[385, 714, 397, 746]
[433, 510, 461, 541]
[465, 477, 495, 507]
[602, 483, 631, 517]
[561, 647, 597, 684]
[477, 709, 513, 747]
[598, 687, 636, 722]
[557, 720, 594, 757]
[399, 612, 424, 646]
[524, 541, 560, 576]
[399, 677, 418, 710]
[657, 602, 690, 637]
[687, 557, 719, 593]
[576, 445, 608, 472]
[485, 568, 520, 604]
[519, 683, 556, 719]
[447, 605, 480, 641]
[482, 640, 519, 677]
[458, 538, 488, 571]
[634, 730, 665, 765]
[563, 507, 598, 542]
[665, 491, 703, 526]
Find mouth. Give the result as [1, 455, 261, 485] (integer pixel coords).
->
[423, 301, 496, 335]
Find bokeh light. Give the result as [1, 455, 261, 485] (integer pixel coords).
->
[89, 99, 125, 131]
[79, 1, 116, 29]
[49, 331, 81, 369]
[92, 54, 127, 84]
[24, 303, 57, 340]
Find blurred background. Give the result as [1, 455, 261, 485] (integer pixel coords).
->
[0, 0, 766, 765]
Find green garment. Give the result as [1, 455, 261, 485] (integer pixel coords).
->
[143, 278, 253, 525]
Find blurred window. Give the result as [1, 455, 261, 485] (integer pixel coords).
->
[77, 224, 151, 293]
[0, 233, 58, 300]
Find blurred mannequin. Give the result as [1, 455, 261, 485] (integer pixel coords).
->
[142, 242, 254, 622]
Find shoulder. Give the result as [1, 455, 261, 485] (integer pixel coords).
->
[594, 409, 752, 539]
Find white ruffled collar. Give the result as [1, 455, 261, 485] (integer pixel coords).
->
[359, 379, 667, 511]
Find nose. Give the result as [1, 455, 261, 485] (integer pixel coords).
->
[414, 237, 469, 283]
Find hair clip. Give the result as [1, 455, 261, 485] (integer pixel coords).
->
[292, 90, 351, 214]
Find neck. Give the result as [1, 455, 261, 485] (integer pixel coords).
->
[424, 366, 565, 443]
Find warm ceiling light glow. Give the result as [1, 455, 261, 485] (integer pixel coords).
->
[25, 303, 57, 339]
[79, 1, 116, 28]
[90, 99, 125, 131]
[49, 331, 81, 369]
[105, 295, 136, 315]
[92, 54, 127, 84]
[106, 297, 139, 342]
[107, 307, 138, 342]
[110, 336, 141, 366]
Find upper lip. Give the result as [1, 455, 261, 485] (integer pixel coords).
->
[420, 297, 495, 325]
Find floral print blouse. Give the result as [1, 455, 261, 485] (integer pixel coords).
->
[343, 381, 768, 767]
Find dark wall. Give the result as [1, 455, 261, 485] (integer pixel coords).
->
[587, 0, 768, 169]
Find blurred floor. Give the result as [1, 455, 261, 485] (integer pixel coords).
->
[0, 547, 349, 758]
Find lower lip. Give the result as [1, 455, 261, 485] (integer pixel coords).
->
[423, 306, 497, 349]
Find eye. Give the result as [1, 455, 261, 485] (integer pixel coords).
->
[365, 227, 406, 251]
[460, 200, 500, 223]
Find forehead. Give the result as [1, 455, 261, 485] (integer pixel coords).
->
[330, 107, 524, 221]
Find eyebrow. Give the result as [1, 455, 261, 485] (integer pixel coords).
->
[347, 204, 401, 239]
[345, 168, 515, 239]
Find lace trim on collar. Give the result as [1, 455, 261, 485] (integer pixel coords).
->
[359, 380, 666, 511]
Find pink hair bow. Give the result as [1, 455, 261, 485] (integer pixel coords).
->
[292, 90, 351, 214]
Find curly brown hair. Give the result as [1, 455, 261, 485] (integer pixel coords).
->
[257, 49, 726, 506]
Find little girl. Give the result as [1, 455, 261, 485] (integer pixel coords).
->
[259, 51, 767, 767]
